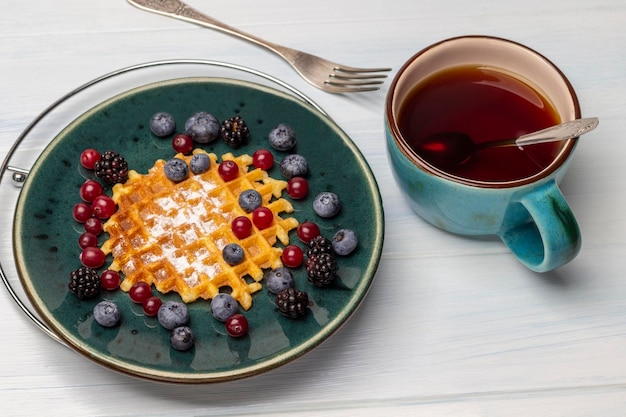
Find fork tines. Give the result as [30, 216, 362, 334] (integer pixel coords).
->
[327, 66, 392, 92]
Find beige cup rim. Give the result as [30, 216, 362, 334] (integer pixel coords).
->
[386, 35, 581, 188]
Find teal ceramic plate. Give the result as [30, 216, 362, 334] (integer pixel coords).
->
[13, 77, 384, 383]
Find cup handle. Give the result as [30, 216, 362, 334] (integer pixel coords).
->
[499, 181, 581, 272]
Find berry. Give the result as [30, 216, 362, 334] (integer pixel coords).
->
[79, 180, 103, 202]
[149, 111, 176, 137]
[158, 301, 190, 330]
[83, 217, 103, 235]
[100, 270, 121, 290]
[252, 149, 274, 170]
[281, 245, 304, 268]
[185, 111, 220, 143]
[142, 296, 162, 316]
[211, 293, 239, 322]
[94, 151, 129, 185]
[189, 153, 210, 174]
[222, 243, 245, 265]
[225, 314, 248, 337]
[72, 202, 92, 223]
[279, 154, 308, 179]
[78, 232, 98, 249]
[170, 326, 195, 351]
[268, 123, 297, 151]
[164, 157, 189, 182]
[218, 160, 239, 181]
[305, 253, 337, 287]
[220, 115, 250, 148]
[231, 216, 253, 239]
[276, 288, 309, 319]
[68, 266, 101, 299]
[287, 176, 309, 199]
[129, 281, 152, 304]
[238, 189, 262, 212]
[80, 148, 101, 170]
[93, 300, 121, 327]
[172, 133, 194, 154]
[306, 235, 334, 257]
[265, 267, 294, 294]
[80, 246, 106, 268]
[252, 207, 273, 229]
[313, 192, 341, 218]
[297, 221, 320, 244]
[91, 195, 116, 219]
[332, 229, 358, 256]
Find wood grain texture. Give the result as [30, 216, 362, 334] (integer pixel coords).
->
[1, 0, 625, 415]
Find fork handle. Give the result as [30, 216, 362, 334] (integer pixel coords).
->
[128, 0, 286, 56]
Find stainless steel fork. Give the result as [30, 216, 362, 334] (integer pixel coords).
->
[127, 0, 392, 93]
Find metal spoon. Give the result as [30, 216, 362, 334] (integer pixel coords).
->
[417, 117, 599, 167]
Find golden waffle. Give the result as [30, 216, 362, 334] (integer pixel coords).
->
[100, 150, 299, 310]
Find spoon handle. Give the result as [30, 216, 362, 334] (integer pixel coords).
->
[514, 117, 599, 146]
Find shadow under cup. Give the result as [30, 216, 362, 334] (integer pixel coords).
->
[385, 36, 582, 272]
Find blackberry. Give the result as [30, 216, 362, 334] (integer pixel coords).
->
[306, 235, 333, 258]
[305, 253, 337, 287]
[276, 288, 309, 319]
[94, 151, 129, 185]
[68, 266, 101, 299]
[220, 116, 250, 148]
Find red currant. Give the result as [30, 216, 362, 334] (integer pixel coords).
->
[78, 232, 98, 249]
[287, 176, 309, 199]
[80, 246, 106, 268]
[252, 149, 274, 170]
[79, 180, 104, 202]
[129, 281, 152, 303]
[80, 148, 101, 170]
[172, 133, 194, 154]
[92, 195, 116, 219]
[225, 313, 249, 338]
[218, 160, 239, 181]
[100, 270, 121, 290]
[281, 245, 304, 268]
[252, 207, 273, 229]
[84, 217, 103, 235]
[142, 296, 162, 316]
[232, 216, 253, 239]
[297, 221, 320, 244]
[72, 202, 92, 223]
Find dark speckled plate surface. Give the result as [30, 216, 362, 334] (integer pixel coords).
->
[13, 77, 383, 383]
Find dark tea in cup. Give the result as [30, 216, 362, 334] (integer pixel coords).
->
[398, 65, 563, 182]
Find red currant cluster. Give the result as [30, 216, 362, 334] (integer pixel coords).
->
[73, 149, 117, 271]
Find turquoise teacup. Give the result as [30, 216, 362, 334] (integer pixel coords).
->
[385, 36, 582, 272]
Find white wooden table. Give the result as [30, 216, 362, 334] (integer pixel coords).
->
[1, 1, 625, 415]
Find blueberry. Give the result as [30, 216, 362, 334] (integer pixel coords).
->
[211, 293, 238, 322]
[238, 189, 262, 212]
[279, 154, 308, 179]
[265, 267, 294, 294]
[164, 157, 189, 182]
[313, 192, 341, 218]
[150, 112, 176, 137]
[189, 153, 210, 174]
[185, 112, 220, 143]
[222, 243, 245, 265]
[93, 300, 121, 327]
[268, 123, 297, 151]
[332, 229, 358, 255]
[157, 301, 190, 330]
[170, 326, 195, 351]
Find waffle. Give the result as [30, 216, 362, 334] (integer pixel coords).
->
[100, 150, 299, 310]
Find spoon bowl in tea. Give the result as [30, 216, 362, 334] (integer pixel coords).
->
[417, 117, 599, 167]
